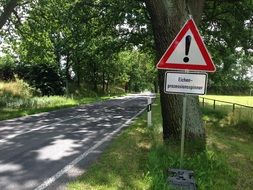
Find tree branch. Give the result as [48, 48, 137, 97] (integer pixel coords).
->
[0, 0, 20, 29]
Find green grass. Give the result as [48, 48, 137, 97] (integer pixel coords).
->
[203, 107, 253, 190]
[68, 109, 153, 190]
[200, 96, 253, 189]
[68, 97, 253, 190]
[0, 80, 119, 121]
[0, 96, 113, 121]
[2, 79, 252, 189]
[200, 95, 253, 134]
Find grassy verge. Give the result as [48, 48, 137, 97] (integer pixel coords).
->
[68, 107, 154, 190]
[0, 79, 124, 121]
[203, 107, 253, 189]
[68, 101, 160, 190]
[0, 96, 112, 121]
[68, 98, 253, 190]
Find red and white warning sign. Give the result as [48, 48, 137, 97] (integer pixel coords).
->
[156, 19, 216, 72]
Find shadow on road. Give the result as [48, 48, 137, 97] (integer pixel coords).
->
[0, 94, 155, 190]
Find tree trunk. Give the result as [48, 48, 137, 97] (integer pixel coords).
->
[65, 53, 71, 96]
[102, 69, 105, 93]
[145, 0, 206, 147]
[92, 62, 98, 92]
[76, 57, 81, 87]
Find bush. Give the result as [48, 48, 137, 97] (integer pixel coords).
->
[0, 56, 16, 81]
[17, 63, 65, 96]
[0, 78, 35, 98]
[0, 55, 65, 96]
[0, 79, 36, 108]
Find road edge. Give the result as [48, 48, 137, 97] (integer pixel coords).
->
[34, 106, 147, 190]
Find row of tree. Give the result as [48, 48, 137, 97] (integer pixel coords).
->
[0, 0, 252, 143]
[0, 0, 156, 95]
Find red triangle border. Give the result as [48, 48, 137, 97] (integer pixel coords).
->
[156, 19, 216, 72]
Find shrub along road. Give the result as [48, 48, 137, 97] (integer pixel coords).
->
[0, 93, 155, 190]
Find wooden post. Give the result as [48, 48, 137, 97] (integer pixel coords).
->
[213, 100, 216, 110]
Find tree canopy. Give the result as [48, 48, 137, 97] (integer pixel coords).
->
[202, 0, 253, 93]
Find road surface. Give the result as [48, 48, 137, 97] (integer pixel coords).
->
[0, 93, 154, 190]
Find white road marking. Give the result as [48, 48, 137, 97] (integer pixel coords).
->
[34, 107, 146, 190]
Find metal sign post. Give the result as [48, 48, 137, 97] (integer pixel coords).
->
[156, 17, 216, 189]
[180, 94, 187, 168]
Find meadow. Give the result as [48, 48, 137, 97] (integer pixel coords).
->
[201, 95, 253, 106]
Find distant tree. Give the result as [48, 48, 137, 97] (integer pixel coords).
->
[117, 50, 156, 92]
[201, 0, 253, 94]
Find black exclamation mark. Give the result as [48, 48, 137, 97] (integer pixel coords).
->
[183, 35, 191, 63]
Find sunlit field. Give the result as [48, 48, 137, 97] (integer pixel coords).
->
[201, 95, 253, 106]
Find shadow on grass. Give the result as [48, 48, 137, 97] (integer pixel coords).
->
[69, 117, 152, 190]
[0, 96, 111, 121]
[203, 107, 253, 190]
[69, 98, 252, 190]
[146, 141, 236, 190]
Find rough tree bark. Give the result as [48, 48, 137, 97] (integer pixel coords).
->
[145, 0, 206, 146]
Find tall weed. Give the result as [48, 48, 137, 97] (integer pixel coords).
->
[0, 79, 35, 108]
[0, 79, 76, 109]
[0, 77, 35, 98]
[201, 101, 253, 133]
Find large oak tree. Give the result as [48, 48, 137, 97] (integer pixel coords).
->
[144, 0, 206, 146]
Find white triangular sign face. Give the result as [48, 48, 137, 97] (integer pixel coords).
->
[156, 19, 216, 72]
[166, 30, 206, 65]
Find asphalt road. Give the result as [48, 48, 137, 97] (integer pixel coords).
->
[0, 93, 155, 190]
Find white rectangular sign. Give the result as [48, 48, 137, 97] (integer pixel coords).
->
[164, 72, 207, 95]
